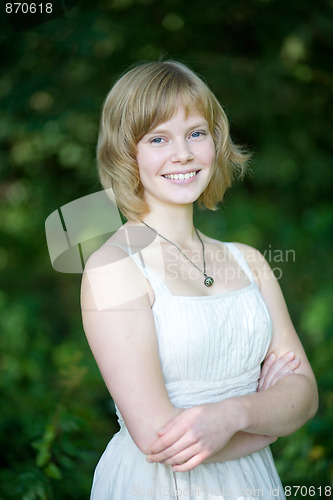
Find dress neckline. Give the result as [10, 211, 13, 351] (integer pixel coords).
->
[151, 281, 257, 307]
[126, 240, 260, 305]
[141, 241, 257, 302]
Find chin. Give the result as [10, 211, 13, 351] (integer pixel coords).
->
[167, 195, 201, 206]
[170, 189, 206, 205]
[145, 185, 205, 207]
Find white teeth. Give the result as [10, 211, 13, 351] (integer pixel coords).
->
[164, 171, 198, 180]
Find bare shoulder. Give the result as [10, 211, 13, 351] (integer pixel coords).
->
[200, 233, 263, 263]
[231, 242, 265, 263]
[81, 230, 150, 312]
[201, 235, 268, 289]
[84, 238, 129, 271]
[230, 242, 270, 288]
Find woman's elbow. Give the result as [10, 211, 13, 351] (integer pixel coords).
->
[308, 386, 319, 420]
[300, 376, 319, 424]
[127, 409, 181, 455]
[126, 425, 158, 455]
[135, 434, 156, 456]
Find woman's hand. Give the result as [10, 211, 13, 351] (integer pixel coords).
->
[146, 354, 301, 471]
[146, 399, 239, 472]
[257, 351, 300, 392]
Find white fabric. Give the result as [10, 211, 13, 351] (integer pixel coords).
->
[90, 242, 286, 499]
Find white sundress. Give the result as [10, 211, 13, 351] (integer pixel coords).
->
[90, 242, 286, 499]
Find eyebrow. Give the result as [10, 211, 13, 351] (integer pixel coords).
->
[146, 122, 209, 136]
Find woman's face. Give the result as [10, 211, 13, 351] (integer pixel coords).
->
[136, 105, 215, 211]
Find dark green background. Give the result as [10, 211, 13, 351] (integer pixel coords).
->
[1, 0, 332, 498]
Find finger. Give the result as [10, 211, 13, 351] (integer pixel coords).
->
[272, 370, 294, 385]
[260, 351, 295, 390]
[269, 358, 300, 387]
[161, 443, 200, 466]
[260, 357, 300, 391]
[172, 452, 206, 472]
[157, 418, 176, 436]
[267, 356, 300, 388]
[147, 433, 195, 463]
[147, 424, 185, 454]
[257, 353, 276, 390]
[155, 409, 185, 437]
[260, 353, 276, 380]
[258, 351, 294, 391]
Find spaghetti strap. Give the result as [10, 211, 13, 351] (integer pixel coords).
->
[224, 242, 256, 284]
[129, 253, 172, 300]
[104, 241, 172, 299]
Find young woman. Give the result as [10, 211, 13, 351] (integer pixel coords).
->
[81, 61, 318, 499]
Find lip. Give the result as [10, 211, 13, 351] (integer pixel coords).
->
[162, 168, 200, 176]
[162, 170, 200, 184]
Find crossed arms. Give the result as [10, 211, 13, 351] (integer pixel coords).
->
[81, 242, 318, 473]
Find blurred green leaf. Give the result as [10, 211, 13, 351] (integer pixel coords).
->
[1, 0, 332, 497]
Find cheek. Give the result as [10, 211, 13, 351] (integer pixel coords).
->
[137, 148, 165, 169]
[203, 141, 216, 166]
[209, 137, 216, 157]
[136, 148, 146, 168]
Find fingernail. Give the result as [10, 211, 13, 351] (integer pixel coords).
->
[146, 456, 153, 463]
[288, 351, 294, 358]
[268, 353, 275, 359]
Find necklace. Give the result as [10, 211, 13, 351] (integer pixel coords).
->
[141, 221, 214, 287]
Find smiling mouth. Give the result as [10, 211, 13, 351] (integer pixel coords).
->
[162, 170, 199, 180]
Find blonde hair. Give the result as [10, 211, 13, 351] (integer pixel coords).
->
[97, 61, 250, 222]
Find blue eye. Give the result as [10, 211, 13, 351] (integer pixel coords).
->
[151, 137, 164, 144]
[190, 131, 205, 138]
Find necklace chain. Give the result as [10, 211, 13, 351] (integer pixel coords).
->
[141, 221, 214, 287]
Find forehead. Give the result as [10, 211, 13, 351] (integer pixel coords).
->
[156, 105, 206, 125]
[147, 101, 208, 133]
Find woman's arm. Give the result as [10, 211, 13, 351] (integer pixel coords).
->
[202, 434, 277, 463]
[201, 350, 301, 463]
[235, 244, 318, 436]
[145, 245, 318, 471]
[81, 243, 180, 454]
[147, 351, 299, 466]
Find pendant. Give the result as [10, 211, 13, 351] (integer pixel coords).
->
[204, 276, 214, 287]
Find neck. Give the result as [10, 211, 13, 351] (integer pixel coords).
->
[141, 204, 197, 248]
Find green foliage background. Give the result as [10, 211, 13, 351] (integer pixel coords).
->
[0, 0, 332, 498]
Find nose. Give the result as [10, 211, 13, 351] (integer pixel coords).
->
[171, 140, 194, 164]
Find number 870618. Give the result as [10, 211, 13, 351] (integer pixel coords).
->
[5, 3, 53, 14]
